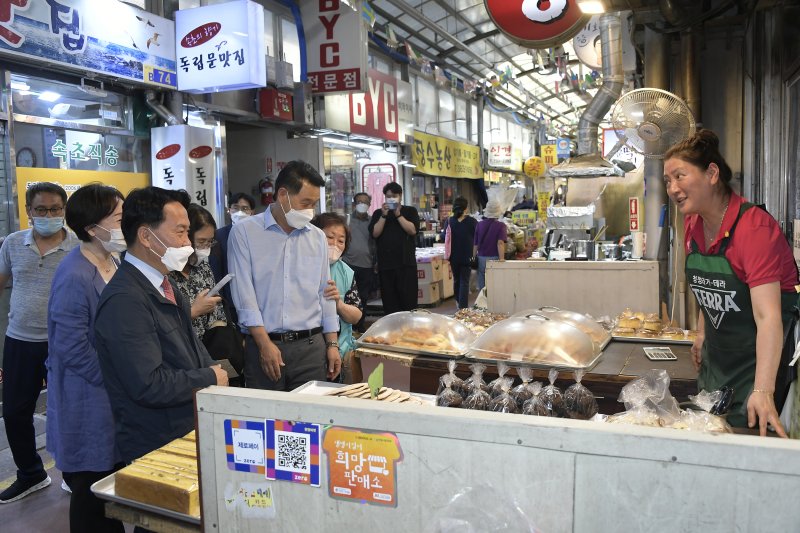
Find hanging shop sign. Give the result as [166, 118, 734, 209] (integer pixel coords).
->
[322, 427, 403, 507]
[523, 156, 545, 178]
[0, 0, 176, 88]
[412, 130, 482, 179]
[556, 137, 571, 159]
[488, 142, 513, 168]
[151, 125, 218, 216]
[572, 15, 637, 72]
[300, 0, 368, 94]
[540, 143, 557, 166]
[323, 69, 408, 142]
[175, 0, 266, 93]
[16, 167, 148, 229]
[483, 0, 588, 48]
[50, 139, 119, 168]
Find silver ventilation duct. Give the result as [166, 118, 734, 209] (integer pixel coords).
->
[577, 12, 624, 156]
[145, 90, 183, 126]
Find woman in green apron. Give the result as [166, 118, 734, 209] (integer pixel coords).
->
[312, 214, 363, 383]
[664, 130, 799, 437]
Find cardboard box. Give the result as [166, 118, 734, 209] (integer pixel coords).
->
[417, 281, 440, 305]
[441, 261, 454, 298]
[417, 256, 443, 283]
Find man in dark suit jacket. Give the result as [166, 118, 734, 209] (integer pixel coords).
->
[95, 187, 228, 462]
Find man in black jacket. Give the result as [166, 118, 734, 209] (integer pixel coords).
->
[94, 187, 228, 462]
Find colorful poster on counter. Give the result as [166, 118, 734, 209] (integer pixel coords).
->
[412, 130, 482, 179]
[16, 167, 148, 230]
[265, 419, 321, 487]
[0, 0, 176, 88]
[322, 427, 403, 507]
[224, 419, 266, 474]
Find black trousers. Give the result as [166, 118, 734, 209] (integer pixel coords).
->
[243, 333, 327, 391]
[379, 266, 418, 314]
[452, 263, 471, 309]
[1, 336, 47, 482]
[349, 265, 375, 331]
[63, 468, 125, 533]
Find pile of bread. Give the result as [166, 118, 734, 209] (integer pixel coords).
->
[453, 308, 509, 335]
[115, 431, 199, 517]
[326, 383, 425, 405]
[612, 308, 697, 342]
[362, 327, 458, 354]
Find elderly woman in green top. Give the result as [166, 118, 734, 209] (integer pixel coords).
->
[311, 213, 363, 382]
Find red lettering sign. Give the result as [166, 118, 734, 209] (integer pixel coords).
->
[484, 0, 587, 48]
[155, 144, 181, 160]
[189, 145, 213, 158]
[180, 22, 221, 48]
[349, 70, 399, 142]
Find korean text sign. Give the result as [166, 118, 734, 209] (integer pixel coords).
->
[412, 130, 482, 179]
[322, 427, 403, 507]
[300, 0, 367, 94]
[0, 0, 176, 88]
[175, 0, 266, 93]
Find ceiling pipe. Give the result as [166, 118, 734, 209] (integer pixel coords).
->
[577, 13, 624, 155]
[145, 90, 182, 126]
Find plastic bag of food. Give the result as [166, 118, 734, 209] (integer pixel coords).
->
[488, 362, 511, 398]
[488, 378, 519, 414]
[437, 360, 466, 398]
[540, 369, 565, 417]
[437, 375, 464, 408]
[607, 369, 681, 427]
[564, 369, 598, 420]
[522, 382, 549, 416]
[673, 388, 733, 433]
[462, 388, 491, 411]
[463, 363, 490, 396]
[511, 367, 537, 409]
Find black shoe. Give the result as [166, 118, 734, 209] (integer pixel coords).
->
[0, 474, 51, 503]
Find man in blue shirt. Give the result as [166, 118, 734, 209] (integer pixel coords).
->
[229, 161, 341, 390]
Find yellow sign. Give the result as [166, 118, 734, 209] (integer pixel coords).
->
[523, 156, 545, 178]
[412, 130, 482, 179]
[16, 168, 150, 229]
[537, 191, 551, 216]
[540, 144, 557, 166]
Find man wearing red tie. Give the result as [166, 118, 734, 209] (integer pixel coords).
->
[94, 187, 228, 463]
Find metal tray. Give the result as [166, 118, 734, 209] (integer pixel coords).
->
[91, 472, 201, 525]
[612, 334, 693, 345]
[464, 350, 604, 372]
[354, 339, 466, 359]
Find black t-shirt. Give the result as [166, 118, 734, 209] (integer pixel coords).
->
[368, 206, 420, 270]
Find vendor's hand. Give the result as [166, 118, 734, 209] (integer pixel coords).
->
[381, 203, 390, 216]
[258, 340, 285, 381]
[324, 280, 340, 301]
[210, 364, 229, 386]
[394, 204, 402, 217]
[747, 390, 787, 437]
[326, 346, 342, 380]
[192, 289, 222, 317]
[690, 334, 704, 371]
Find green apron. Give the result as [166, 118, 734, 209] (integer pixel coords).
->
[686, 203, 798, 427]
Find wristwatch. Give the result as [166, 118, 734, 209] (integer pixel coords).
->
[326, 340, 339, 348]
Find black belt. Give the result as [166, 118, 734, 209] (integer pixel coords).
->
[268, 327, 322, 343]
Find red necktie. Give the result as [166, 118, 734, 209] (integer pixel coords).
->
[161, 277, 176, 305]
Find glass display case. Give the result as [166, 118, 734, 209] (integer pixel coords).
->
[357, 310, 476, 358]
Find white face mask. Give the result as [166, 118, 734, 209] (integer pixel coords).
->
[94, 225, 127, 253]
[230, 210, 250, 225]
[328, 244, 343, 264]
[194, 247, 211, 263]
[148, 229, 195, 271]
[355, 203, 369, 214]
[386, 198, 399, 210]
[281, 193, 314, 229]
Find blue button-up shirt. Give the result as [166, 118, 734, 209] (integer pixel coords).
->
[228, 207, 338, 334]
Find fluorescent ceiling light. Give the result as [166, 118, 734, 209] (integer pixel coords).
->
[321, 136, 382, 151]
[10, 80, 29, 91]
[38, 91, 61, 102]
[577, 0, 605, 14]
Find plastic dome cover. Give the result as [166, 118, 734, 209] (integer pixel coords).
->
[468, 314, 601, 370]
[358, 311, 477, 357]
[512, 307, 611, 350]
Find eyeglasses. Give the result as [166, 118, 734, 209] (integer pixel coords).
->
[194, 238, 217, 249]
[29, 206, 64, 217]
[229, 205, 253, 214]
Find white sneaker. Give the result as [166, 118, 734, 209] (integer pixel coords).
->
[61, 480, 72, 494]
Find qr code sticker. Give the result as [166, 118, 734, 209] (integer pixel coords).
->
[275, 430, 310, 474]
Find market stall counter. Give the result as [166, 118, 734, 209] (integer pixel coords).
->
[195, 386, 800, 533]
[356, 340, 697, 414]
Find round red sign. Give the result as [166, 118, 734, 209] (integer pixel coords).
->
[484, 0, 589, 49]
[155, 143, 181, 160]
[189, 145, 213, 158]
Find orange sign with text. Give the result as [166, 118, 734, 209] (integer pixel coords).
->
[322, 427, 403, 507]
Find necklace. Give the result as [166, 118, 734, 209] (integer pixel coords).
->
[81, 246, 115, 274]
[703, 199, 729, 244]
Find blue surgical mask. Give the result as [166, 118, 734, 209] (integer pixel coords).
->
[32, 217, 64, 237]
